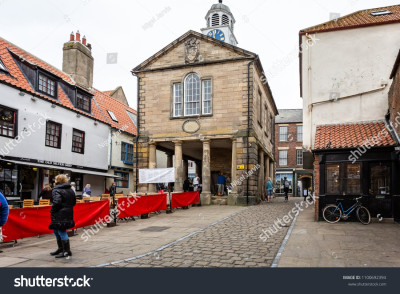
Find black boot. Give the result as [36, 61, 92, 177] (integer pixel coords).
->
[50, 238, 63, 256]
[55, 240, 72, 258]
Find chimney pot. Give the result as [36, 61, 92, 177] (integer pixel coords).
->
[87, 43, 92, 50]
[70, 32, 75, 41]
[82, 35, 87, 45]
[76, 30, 81, 42]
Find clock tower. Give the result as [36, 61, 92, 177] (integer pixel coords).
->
[201, 0, 238, 46]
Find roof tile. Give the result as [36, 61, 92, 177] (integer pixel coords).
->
[314, 121, 397, 150]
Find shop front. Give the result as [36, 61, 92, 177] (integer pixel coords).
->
[0, 157, 118, 204]
[315, 148, 400, 221]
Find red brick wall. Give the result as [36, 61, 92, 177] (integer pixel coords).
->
[389, 67, 400, 138]
[274, 123, 303, 168]
[313, 155, 319, 221]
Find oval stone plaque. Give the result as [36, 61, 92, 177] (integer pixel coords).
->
[182, 120, 200, 134]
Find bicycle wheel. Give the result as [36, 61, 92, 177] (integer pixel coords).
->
[322, 205, 342, 223]
[356, 206, 371, 225]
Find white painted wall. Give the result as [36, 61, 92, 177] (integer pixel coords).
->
[301, 23, 400, 150]
[0, 83, 109, 169]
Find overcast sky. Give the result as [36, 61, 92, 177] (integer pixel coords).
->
[1, 0, 399, 110]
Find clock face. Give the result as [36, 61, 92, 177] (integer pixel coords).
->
[207, 29, 225, 41]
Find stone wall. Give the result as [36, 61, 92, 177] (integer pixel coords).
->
[389, 66, 400, 139]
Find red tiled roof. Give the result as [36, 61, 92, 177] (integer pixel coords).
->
[94, 89, 137, 136]
[314, 121, 397, 151]
[0, 37, 137, 136]
[301, 4, 400, 34]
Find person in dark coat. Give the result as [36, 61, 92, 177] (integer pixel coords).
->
[183, 178, 190, 192]
[39, 184, 53, 201]
[109, 182, 117, 197]
[0, 191, 9, 253]
[49, 174, 76, 258]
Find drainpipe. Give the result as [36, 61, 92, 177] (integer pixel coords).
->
[131, 71, 141, 193]
[109, 129, 113, 167]
[247, 56, 259, 205]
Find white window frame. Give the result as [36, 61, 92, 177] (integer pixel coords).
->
[297, 125, 303, 142]
[279, 150, 288, 166]
[107, 110, 118, 122]
[184, 73, 201, 116]
[202, 79, 212, 115]
[279, 126, 288, 142]
[173, 83, 183, 117]
[296, 149, 303, 166]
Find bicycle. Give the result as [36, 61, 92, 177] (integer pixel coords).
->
[322, 197, 371, 225]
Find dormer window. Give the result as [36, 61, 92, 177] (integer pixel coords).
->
[370, 10, 392, 16]
[76, 92, 91, 113]
[0, 58, 8, 74]
[107, 110, 118, 122]
[222, 14, 229, 25]
[212, 13, 220, 26]
[38, 73, 56, 97]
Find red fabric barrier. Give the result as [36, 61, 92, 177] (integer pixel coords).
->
[118, 194, 167, 219]
[1, 201, 109, 242]
[171, 191, 200, 209]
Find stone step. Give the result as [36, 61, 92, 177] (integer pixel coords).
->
[211, 196, 228, 205]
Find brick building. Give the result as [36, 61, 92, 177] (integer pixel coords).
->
[132, 1, 278, 205]
[274, 109, 312, 197]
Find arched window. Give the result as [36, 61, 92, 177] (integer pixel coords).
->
[222, 14, 229, 25]
[212, 13, 220, 26]
[184, 73, 201, 116]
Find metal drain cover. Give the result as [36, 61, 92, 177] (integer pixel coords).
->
[139, 226, 170, 232]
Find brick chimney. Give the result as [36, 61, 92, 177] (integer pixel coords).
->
[62, 30, 94, 89]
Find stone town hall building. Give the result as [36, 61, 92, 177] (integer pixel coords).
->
[133, 1, 278, 205]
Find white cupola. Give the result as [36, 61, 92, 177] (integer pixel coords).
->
[201, 0, 238, 46]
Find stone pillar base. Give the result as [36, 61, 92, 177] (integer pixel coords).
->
[200, 193, 211, 205]
[227, 194, 238, 206]
[236, 196, 258, 206]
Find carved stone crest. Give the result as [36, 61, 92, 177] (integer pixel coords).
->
[184, 37, 200, 64]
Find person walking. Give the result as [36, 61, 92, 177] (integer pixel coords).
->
[49, 175, 76, 258]
[193, 173, 200, 191]
[266, 177, 274, 203]
[0, 191, 9, 253]
[283, 177, 289, 202]
[39, 184, 53, 201]
[217, 172, 226, 196]
[82, 184, 91, 197]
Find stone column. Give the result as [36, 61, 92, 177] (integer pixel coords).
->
[258, 148, 265, 201]
[148, 142, 157, 193]
[201, 139, 211, 205]
[270, 161, 274, 180]
[230, 138, 237, 194]
[174, 141, 183, 193]
[266, 156, 270, 183]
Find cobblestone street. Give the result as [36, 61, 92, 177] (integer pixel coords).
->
[107, 199, 302, 268]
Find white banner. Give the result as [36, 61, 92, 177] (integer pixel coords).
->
[139, 168, 175, 184]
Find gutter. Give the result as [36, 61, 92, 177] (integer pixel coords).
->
[131, 71, 141, 193]
[247, 56, 259, 205]
[311, 84, 387, 107]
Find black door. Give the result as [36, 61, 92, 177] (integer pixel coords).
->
[368, 163, 392, 218]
